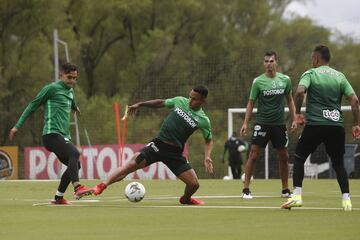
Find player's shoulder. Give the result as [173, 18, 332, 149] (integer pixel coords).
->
[252, 74, 265, 83]
[276, 72, 291, 80]
[329, 67, 346, 79]
[166, 96, 187, 104]
[197, 109, 211, 124]
[300, 69, 314, 78]
[40, 82, 58, 92]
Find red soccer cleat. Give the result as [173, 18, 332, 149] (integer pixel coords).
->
[73, 185, 92, 200]
[179, 196, 205, 205]
[51, 198, 70, 205]
[92, 183, 107, 196]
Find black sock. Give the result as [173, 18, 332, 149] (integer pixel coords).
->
[242, 188, 250, 194]
[55, 195, 63, 201]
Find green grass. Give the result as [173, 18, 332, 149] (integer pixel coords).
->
[1, 179, 360, 240]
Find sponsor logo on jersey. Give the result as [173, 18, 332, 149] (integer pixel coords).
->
[254, 125, 261, 131]
[174, 107, 197, 128]
[323, 109, 340, 122]
[317, 69, 341, 76]
[263, 88, 285, 96]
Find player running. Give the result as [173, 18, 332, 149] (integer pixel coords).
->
[281, 45, 360, 211]
[240, 51, 297, 199]
[9, 63, 91, 204]
[77, 86, 214, 205]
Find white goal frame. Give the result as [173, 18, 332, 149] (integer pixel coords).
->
[228, 106, 352, 179]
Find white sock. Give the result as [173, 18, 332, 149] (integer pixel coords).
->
[293, 187, 302, 196]
[56, 191, 64, 197]
[342, 193, 350, 200]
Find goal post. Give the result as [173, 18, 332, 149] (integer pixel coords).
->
[228, 106, 352, 180]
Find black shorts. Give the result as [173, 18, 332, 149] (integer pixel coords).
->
[139, 138, 192, 176]
[251, 124, 288, 149]
[42, 133, 81, 168]
[295, 125, 345, 160]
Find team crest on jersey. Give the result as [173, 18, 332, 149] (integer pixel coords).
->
[323, 109, 340, 122]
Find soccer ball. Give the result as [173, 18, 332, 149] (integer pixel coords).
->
[124, 182, 146, 203]
[238, 145, 246, 152]
[241, 173, 254, 183]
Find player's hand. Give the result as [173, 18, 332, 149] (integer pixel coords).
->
[128, 104, 140, 115]
[296, 114, 305, 125]
[204, 157, 213, 173]
[9, 127, 18, 141]
[352, 125, 360, 139]
[289, 120, 297, 133]
[74, 106, 81, 116]
[240, 124, 247, 136]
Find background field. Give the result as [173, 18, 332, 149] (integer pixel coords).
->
[1, 179, 360, 240]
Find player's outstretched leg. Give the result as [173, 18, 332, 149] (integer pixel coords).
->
[77, 152, 147, 198]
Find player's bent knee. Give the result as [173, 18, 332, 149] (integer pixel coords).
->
[188, 180, 200, 190]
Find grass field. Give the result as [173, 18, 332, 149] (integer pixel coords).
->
[1, 179, 360, 240]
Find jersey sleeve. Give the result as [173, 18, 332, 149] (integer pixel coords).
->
[14, 84, 55, 129]
[164, 96, 184, 109]
[199, 117, 212, 141]
[284, 75, 292, 95]
[71, 90, 78, 110]
[249, 79, 259, 101]
[340, 77, 355, 97]
[299, 70, 312, 90]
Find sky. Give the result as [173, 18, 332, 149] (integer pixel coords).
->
[285, 0, 360, 41]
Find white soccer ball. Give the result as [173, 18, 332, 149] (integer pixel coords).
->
[241, 173, 254, 183]
[238, 145, 246, 152]
[124, 182, 146, 203]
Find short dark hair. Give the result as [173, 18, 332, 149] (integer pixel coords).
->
[61, 62, 77, 74]
[264, 50, 277, 60]
[193, 86, 208, 98]
[313, 45, 330, 62]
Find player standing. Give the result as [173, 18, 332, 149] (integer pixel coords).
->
[9, 63, 90, 204]
[282, 45, 360, 211]
[77, 86, 214, 205]
[222, 132, 248, 179]
[240, 51, 297, 199]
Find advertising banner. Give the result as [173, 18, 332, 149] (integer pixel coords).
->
[0, 146, 18, 179]
[24, 144, 188, 180]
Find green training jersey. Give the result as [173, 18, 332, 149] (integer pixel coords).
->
[14, 80, 77, 139]
[299, 65, 354, 126]
[157, 96, 212, 148]
[249, 72, 292, 125]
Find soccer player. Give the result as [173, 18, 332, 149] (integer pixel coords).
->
[281, 45, 360, 211]
[9, 63, 90, 204]
[78, 86, 214, 205]
[222, 132, 248, 179]
[240, 51, 297, 199]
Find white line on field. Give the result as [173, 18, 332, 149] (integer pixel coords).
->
[140, 205, 359, 211]
[32, 203, 359, 211]
[32, 199, 100, 206]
